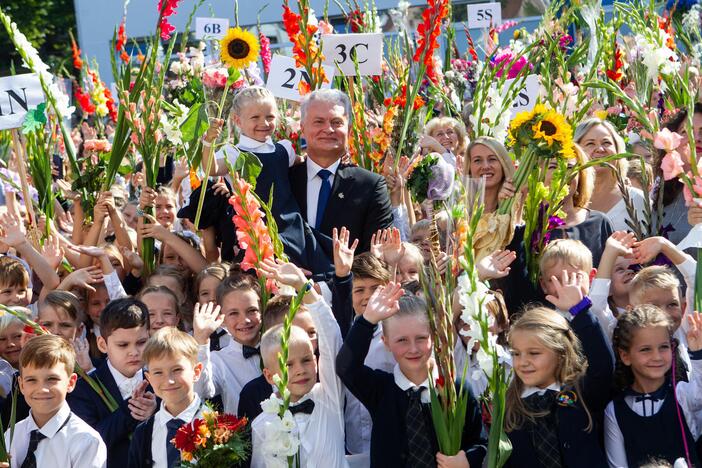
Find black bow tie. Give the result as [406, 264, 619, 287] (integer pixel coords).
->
[242, 345, 260, 359]
[630, 384, 668, 403]
[524, 389, 558, 412]
[289, 399, 315, 415]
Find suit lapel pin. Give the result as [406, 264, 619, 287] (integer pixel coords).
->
[338, 193, 344, 199]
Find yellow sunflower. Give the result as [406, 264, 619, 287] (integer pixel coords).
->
[220, 27, 260, 69]
[532, 109, 572, 147]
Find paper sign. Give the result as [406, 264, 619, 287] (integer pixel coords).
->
[195, 17, 230, 40]
[504, 74, 540, 118]
[0, 74, 45, 131]
[266, 55, 335, 102]
[321, 33, 383, 76]
[467, 2, 502, 29]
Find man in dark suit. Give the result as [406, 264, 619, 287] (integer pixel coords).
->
[289, 89, 393, 254]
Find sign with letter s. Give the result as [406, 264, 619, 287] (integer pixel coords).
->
[0, 74, 45, 131]
[266, 55, 335, 102]
[504, 74, 540, 118]
[195, 17, 230, 40]
[467, 2, 502, 29]
[321, 33, 383, 76]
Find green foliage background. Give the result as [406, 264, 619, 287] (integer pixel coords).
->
[0, 0, 76, 77]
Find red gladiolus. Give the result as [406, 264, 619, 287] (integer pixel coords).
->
[75, 87, 96, 114]
[104, 87, 117, 122]
[606, 44, 624, 82]
[413, 0, 450, 66]
[435, 374, 445, 389]
[116, 19, 129, 63]
[71, 37, 83, 71]
[348, 9, 364, 33]
[259, 32, 272, 75]
[157, 0, 181, 40]
[282, 4, 301, 37]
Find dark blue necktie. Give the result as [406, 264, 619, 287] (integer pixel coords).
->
[315, 169, 333, 229]
[166, 418, 185, 467]
[20, 430, 46, 468]
[243, 345, 260, 359]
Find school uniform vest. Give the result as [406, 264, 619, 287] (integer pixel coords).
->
[613, 386, 700, 467]
[250, 144, 332, 275]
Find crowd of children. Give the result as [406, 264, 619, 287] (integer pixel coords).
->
[1, 83, 702, 468]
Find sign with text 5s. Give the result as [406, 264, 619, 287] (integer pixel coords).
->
[321, 33, 383, 76]
[0, 74, 44, 131]
[266, 55, 335, 102]
[195, 17, 229, 40]
[504, 74, 540, 118]
[467, 2, 502, 29]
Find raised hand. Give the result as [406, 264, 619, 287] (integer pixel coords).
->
[120, 247, 144, 274]
[606, 231, 637, 257]
[0, 213, 27, 248]
[211, 177, 230, 197]
[192, 301, 224, 345]
[41, 234, 64, 271]
[497, 179, 517, 202]
[173, 158, 190, 181]
[129, 380, 157, 421]
[259, 258, 307, 291]
[60, 266, 104, 293]
[418, 135, 445, 154]
[362, 282, 404, 324]
[369, 229, 383, 259]
[379, 227, 404, 266]
[138, 214, 170, 241]
[333, 227, 358, 278]
[631, 236, 665, 264]
[69, 244, 107, 259]
[436, 251, 450, 276]
[203, 118, 224, 143]
[139, 187, 157, 210]
[73, 335, 94, 372]
[544, 270, 586, 311]
[687, 312, 702, 352]
[477, 249, 517, 281]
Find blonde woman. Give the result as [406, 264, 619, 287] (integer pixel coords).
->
[419, 116, 468, 167]
[465, 137, 516, 213]
[575, 118, 647, 232]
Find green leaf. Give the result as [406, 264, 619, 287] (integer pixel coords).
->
[21, 102, 47, 134]
[180, 103, 208, 143]
[232, 151, 263, 188]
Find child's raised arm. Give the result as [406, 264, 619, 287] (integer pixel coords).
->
[200, 118, 229, 177]
[331, 227, 357, 337]
[597, 231, 636, 281]
[192, 301, 225, 399]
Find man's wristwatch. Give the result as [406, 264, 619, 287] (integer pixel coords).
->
[568, 296, 592, 317]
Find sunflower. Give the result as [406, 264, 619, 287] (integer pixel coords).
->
[220, 27, 260, 69]
[532, 109, 572, 147]
[508, 103, 547, 145]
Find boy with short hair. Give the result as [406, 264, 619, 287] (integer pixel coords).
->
[68, 298, 156, 467]
[4, 334, 106, 468]
[128, 327, 205, 468]
[250, 260, 347, 468]
[0, 256, 32, 307]
[336, 283, 487, 466]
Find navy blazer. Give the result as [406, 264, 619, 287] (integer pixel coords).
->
[67, 361, 154, 468]
[330, 273, 354, 338]
[337, 316, 487, 467]
[128, 416, 156, 468]
[504, 308, 613, 468]
[289, 161, 393, 254]
[237, 374, 272, 422]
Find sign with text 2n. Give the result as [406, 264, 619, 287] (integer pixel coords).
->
[467, 2, 502, 29]
[266, 55, 335, 102]
[321, 33, 383, 76]
[0, 74, 45, 131]
[195, 17, 229, 40]
[504, 74, 540, 118]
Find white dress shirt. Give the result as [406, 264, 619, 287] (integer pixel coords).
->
[520, 382, 562, 399]
[344, 324, 396, 455]
[195, 339, 262, 413]
[5, 402, 106, 468]
[216, 136, 296, 185]
[107, 360, 144, 400]
[604, 358, 702, 468]
[392, 363, 440, 404]
[151, 395, 205, 468]
[305, 158, 341, 227]
[251, 298, 348, 468]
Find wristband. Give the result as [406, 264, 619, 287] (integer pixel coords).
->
[202, 139, 212, 148]
[136, 207, 145, 217]
[568, 296, 592, 317]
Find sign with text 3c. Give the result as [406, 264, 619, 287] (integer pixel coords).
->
[0, 74, 44, 131]
[467, 2, 501, 29]
[195, 17, 229, 40]
[321, 33, 383, 76]
[266, 55, 335, 102]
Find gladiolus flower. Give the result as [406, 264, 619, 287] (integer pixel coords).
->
[157, 0, 182, 40]
[654, 128, 684, 152]
[259, 32, 272, 75]
[83, 139, 112, 153]
[661, 151, 685, 180]
[71, 37, 83, 71]
[75, 87, 95, 115]
[606, 44, 624, 82]
[683, 174, 702, 205]
[413, 0, 450, 67]
[115, 18, 129, 63]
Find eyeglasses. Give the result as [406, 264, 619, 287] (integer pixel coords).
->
[433, 129, 456, 138]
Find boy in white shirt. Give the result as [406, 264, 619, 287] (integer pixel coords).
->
[3, 334, 106, 468]
[250, 259, 348, 468]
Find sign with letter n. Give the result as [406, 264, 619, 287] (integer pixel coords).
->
[0, 74, 45, 131]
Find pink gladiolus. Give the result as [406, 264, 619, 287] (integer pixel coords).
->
[683, 174, 702, 205]
[661, 151, 685, 180]
[83, 139, 112, 153]
[491, 49, 532, 79]
[259, 33, 272, 75]
[654, 128, 684, 152]
[229, 178, 275, 276]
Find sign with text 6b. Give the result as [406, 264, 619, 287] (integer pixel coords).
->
[467, 2, 501, 29]
[266, 55, 335, 102]
[0, 74, 44, 131]
[195, 17, 229, 40]
[321, 33, 383, 76]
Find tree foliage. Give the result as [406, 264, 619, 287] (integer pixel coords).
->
[0, 0, 76, 77]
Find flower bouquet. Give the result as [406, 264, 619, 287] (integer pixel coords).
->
[171, 407, 249, 467]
